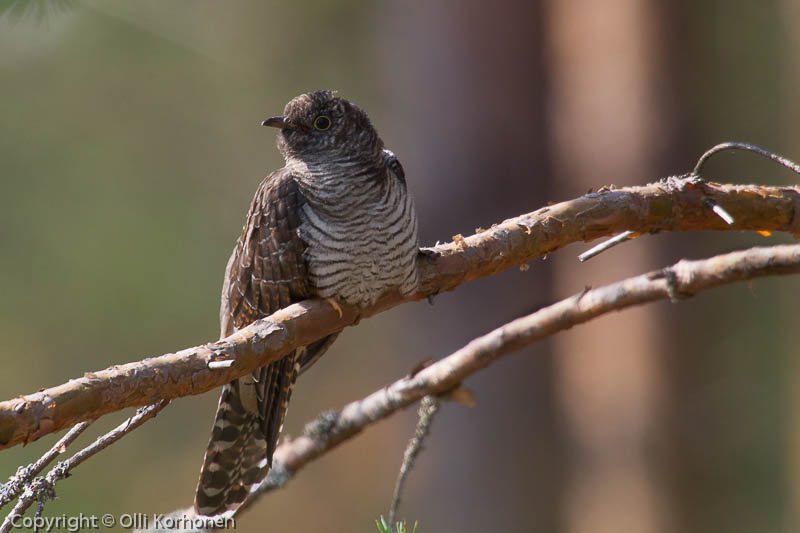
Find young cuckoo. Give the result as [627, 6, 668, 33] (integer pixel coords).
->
[194, 91, 419, 516]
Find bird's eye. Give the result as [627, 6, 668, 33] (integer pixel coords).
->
[313, 115, 331, 131]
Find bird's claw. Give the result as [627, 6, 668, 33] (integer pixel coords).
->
[325, 297, 343, 318]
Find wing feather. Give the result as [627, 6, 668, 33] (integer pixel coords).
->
[196, 169, 335, 516]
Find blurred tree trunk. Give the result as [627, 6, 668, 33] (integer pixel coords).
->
[544, 1, 676, 532]
[784, 0, 800, 530]
[378, 1, 562, 531]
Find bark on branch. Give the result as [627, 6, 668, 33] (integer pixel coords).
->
[241, 242, 800, 506]
[1, 176, 798, 450]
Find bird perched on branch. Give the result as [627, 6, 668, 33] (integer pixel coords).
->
[194, 91, 420, 516]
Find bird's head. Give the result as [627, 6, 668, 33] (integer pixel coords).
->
[263, 91, 383, 163]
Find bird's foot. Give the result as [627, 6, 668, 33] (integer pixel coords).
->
[325, 297, 343, 318]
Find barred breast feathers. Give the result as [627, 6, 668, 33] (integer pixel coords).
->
[286, 149, 419, 307]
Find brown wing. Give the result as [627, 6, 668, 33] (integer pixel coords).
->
[195, 168, 336, 516]
[224, 168, 310, 332]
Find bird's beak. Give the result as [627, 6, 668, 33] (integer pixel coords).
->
[261, 116, 307, 132]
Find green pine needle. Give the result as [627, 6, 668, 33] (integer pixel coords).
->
[376, 515, 418, 533]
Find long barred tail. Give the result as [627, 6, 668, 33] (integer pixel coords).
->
[194, 353, 300, 516]
[194, 380, 267, 516]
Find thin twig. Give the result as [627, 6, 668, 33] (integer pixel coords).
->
[692, 142, 800, 177]
[388, 396, 441, 527]
[64, 401, 169, 472]
[0, 401, 169, 533]
[207, 360, 234, 370]
[0, 420, 92, 509]
[709, 202, 735, 225]
[581, 142, 800, 263]
[228, 243, 800, 520]
[578, 230, 636, 262]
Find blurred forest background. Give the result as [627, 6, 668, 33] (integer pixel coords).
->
[1, 1, 800, 532]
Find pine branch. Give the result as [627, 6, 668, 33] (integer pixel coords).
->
[1, 176, 799, 450]
[229, 242, 800, 516]
[0, 401, 168, 533]
[388, 396, 441, 527]
[0, 421, 92, 509]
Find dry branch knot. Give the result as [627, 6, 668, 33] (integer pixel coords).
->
[660, 267, 689, 303]
[302, 410, 339, 443]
